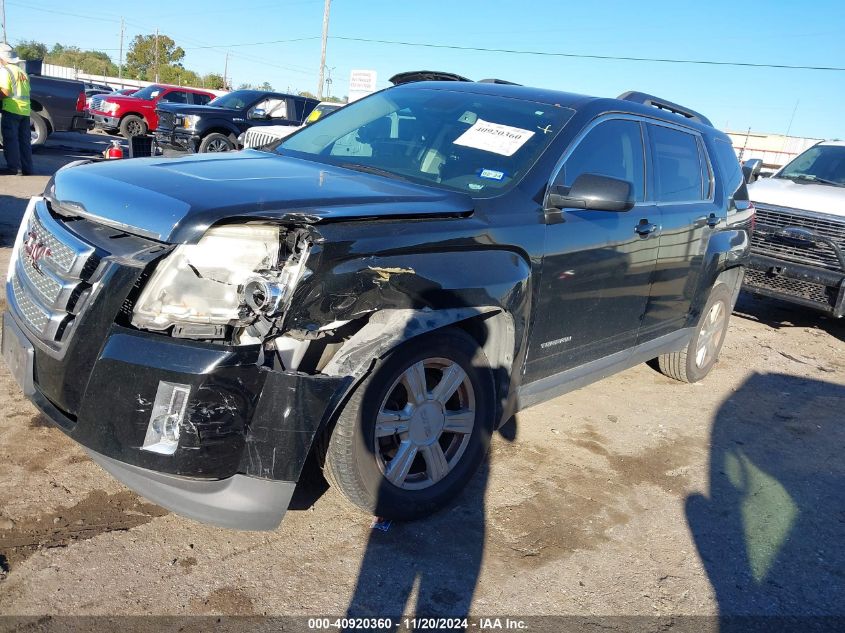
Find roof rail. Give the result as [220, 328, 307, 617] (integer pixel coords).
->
[478, 78, 522, 86]
[617, 91, 712, 127]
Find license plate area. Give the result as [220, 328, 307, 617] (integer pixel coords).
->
[2, 315, 35, 397]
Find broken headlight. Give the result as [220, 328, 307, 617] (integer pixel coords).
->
[132, 224, 281, 336]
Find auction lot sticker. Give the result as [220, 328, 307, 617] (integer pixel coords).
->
[453, 119, 535, 156]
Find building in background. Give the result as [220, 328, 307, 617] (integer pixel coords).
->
[727, 130, 825, 175]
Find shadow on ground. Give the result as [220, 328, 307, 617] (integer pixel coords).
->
[687, 372, 845, 631]
[734, 291, 844, 341]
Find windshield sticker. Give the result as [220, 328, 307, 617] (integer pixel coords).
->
[468, 183, 485, 190]
[478, 169, 505, 181]
[453, 119, 535, 157]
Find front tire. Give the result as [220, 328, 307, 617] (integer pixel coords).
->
[656, 283, 732, 383]
[325, 328, 495, 520]
[30, 112, 49, 147]
[198, 132, 235, 153]
[119, 114, 147, 138]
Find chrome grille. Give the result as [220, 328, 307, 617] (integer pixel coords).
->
[243, 129, 283, 149]
[7, 199, 99, 346]
[11, 276, 50, 333]
[91, 96, 105, 112]
[751, 203, 845, 272]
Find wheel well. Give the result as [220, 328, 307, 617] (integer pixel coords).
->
[304, 308, 517, 471]
[203, 128, 237, 141]
[29, 101, 53, 131]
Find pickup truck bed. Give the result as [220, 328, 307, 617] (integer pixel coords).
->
[0, 73, 88, 147]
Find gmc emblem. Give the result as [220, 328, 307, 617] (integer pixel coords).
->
[23, 230, 52, 274]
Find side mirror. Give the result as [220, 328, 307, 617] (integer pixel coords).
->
[547, 173, 635, 214]
[250, 108, 268, 120]
[742, 158, 763, 184]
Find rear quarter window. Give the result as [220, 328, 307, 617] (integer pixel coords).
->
[712, 138, 748, 201]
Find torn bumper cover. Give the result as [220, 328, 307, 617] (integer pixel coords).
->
[3, 315, 351, 530]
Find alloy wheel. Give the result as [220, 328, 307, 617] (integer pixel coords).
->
[374, 357, 476, 491]
[695, 300, 727, 368]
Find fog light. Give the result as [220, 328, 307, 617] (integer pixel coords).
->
[142, 381, 191, 455]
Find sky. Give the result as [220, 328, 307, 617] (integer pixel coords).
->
[5, 0, 845, 139]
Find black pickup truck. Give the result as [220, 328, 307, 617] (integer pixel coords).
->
[1, 71, 89, 146]
[154, 89, 318, 153]
[3, 82, 752, 530]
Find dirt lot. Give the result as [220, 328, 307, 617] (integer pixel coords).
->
[0, 142, 843, 629]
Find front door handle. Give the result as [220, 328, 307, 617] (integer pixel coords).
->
[707, 213, 720, 228]
[635, 220, 658, 236]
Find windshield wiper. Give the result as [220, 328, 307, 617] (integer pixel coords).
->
[782, 173, 845, 187]
[339, 163, 410, 182]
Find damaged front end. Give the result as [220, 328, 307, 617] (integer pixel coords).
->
[3, 199, 352, 530]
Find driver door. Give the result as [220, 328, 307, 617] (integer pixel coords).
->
[248, 97, 292, 128]
[525, 117, 660, 382]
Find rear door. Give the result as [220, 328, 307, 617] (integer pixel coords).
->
[525, 117, 660, 381]
[639, 122, 718, 341]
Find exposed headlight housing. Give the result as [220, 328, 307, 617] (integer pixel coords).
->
[102, 101, 119, 115]
[132, 224, 282, 337]
[183, 114, 201, 129]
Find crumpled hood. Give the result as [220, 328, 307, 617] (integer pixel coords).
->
[749, 176, 845, 218]
[50, 151, 474, 243]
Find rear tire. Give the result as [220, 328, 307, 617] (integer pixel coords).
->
[656, 284, 732, 383]
[30, 112, 49, 147]
[119, 114, 146, 138]
[325, 328, 495, 520]
[198, 132, 235, 153]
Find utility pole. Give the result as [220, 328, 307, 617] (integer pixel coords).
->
[154, 28, 160, 83]
[118, 17, 125, 79]
[317, 0, 331, 99]
[1, 0, 7, 43]
[325, 66, 334, 100]
[223, 51, 229, 90]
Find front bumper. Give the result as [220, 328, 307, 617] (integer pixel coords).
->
[153, 128, 199, 152]
[3, 312, 350, 529]
[92, 113, 120, 130]
[742, 253, 845, 317]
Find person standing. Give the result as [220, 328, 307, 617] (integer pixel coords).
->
[0, 43, 33, 176]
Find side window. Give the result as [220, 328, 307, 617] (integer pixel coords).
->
[649, 124, 705, 202]
[253, 98, 288, 120]
[161, 90, 188, 104]
[192, 93, 212, 106]
[712, 138, 748, 201]
[559, 119, 645, 202]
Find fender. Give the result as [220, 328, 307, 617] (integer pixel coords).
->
[282, 245, 533, 427]
[198, 119, 240, 138]
[688, 227, 749, 323]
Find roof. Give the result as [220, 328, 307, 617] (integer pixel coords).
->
[389, 80, 716, 133]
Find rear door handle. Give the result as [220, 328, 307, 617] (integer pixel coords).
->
[635, 220, 658, 236]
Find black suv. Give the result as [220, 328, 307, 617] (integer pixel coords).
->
[155, 89, 319, 153]
[3, 82, 752, 530]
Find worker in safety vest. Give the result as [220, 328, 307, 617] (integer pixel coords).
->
[0, 43, 33, 176]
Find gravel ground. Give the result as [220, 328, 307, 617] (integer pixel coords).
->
[0, 138, 843, 629]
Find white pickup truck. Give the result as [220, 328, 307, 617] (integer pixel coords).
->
[743, 141, 845, 317]
[239, 101, 341, 149]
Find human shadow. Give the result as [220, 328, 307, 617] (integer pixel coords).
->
[345, 416, 516, 632]
[686, 372, 845, 632]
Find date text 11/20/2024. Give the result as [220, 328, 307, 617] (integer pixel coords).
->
[307, 618, 529, 630]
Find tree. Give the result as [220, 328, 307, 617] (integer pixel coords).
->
[298, 90, 317, 99]
[125, 34, 185, 81]
[44, 44, 118, 76]
[16, 40, 47, 60]
[238, 81, 274, 91]
[202, 73, 226, 90]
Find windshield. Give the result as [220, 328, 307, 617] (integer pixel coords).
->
[276, 87, 574, 195]
[305, 103, 341, 125]
[779, 145, 845, 186]
[208, 90, 263, 110]
[131, 85, 166, 100]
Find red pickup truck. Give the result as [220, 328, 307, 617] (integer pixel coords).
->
[89, 84, 217, 138]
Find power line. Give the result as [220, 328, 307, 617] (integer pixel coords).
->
[332, 35, 845, 72]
